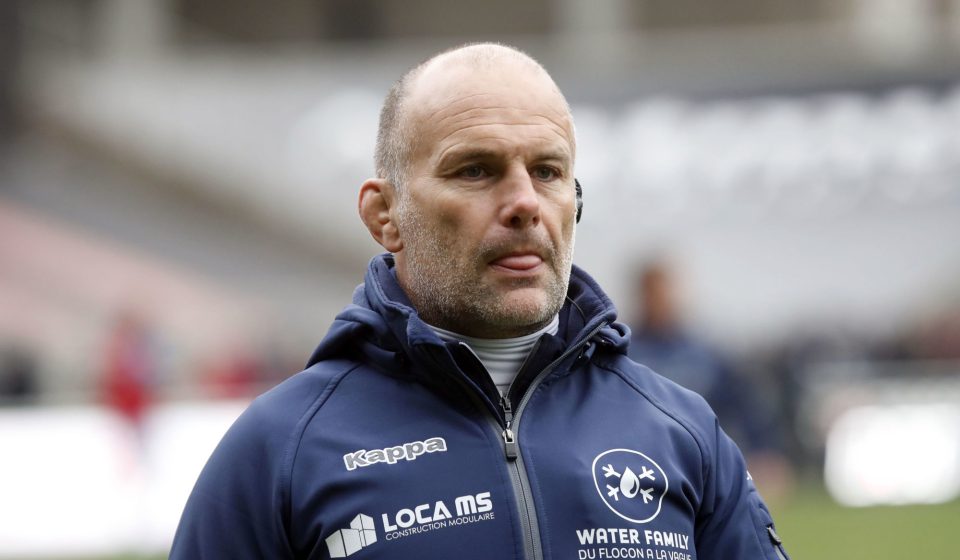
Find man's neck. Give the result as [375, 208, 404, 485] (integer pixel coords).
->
[428, 316, 560, 396]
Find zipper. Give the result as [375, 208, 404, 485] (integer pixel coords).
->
[437, 320, 607, 560]
[507, 321, 606, 431]
[500, 321, 607, 560]
[502, 395, 518, 459]
[767, 525, 789, 560]
[501, 393, 541, 559]
[443, 375, 537, 560]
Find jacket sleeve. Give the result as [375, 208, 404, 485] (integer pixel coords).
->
[169, 396, 296, 559]
[694, 420, 790, 559]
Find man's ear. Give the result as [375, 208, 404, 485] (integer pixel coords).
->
[358, 178, 403, 252]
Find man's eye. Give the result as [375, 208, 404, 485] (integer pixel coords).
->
[459, 165, 486, 179]
[532, 166, 559, 181]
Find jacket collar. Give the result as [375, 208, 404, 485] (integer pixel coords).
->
[306, 253, 628, 377]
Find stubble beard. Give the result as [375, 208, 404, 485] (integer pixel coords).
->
[396, 198, 574, 338]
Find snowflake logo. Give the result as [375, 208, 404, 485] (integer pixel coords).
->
[602, 463, 657, 503]
[592, 449, 669, 524]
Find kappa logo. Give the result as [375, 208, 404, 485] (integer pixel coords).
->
[343, 437, 447, 471]
[592, 448, 669, 524]
[325, 514, 377, 557]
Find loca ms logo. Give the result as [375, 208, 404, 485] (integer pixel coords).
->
[591, 449, 669, 524]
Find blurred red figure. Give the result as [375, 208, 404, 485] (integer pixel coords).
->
[202, 348, 261, 399]
[101, 310, 156, 427]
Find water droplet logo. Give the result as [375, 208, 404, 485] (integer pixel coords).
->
[620, 466, 640, 498]
[592, 449, 669, 523]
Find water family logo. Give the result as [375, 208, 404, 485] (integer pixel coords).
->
[592, 449, 669, 523]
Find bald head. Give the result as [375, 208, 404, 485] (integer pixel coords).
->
[359, 42, 579, 337]
[374, 43, 573, 189]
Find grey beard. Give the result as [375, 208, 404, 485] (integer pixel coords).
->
[396, 199, 574, 337]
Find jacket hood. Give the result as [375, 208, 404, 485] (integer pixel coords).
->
[306, 253, 629, 371]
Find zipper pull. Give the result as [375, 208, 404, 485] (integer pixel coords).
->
[501, 395, 518, 460]
[767, 525, 789, 560]
[578, 340, 597, 365]
[503, 427, 518, 460]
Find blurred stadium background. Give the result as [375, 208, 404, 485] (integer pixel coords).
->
[1, 0, 959, 558]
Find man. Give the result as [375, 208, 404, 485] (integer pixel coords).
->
[171, 43, 790, 559]
[628, 258, 793, 503]
[628, 259, 776, 452]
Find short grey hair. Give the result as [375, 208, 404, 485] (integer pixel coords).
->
[374, 68, 417, 189]
[374, 43, 567, 190]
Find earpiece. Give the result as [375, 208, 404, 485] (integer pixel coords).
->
[575, 178, 583, 223]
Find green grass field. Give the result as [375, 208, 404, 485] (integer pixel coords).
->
[37, 483, 960, 560]
[770, 485, 959, 559]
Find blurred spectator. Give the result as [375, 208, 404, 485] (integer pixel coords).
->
[199, 333, 303, 399]
[0, 346, 39, 404]
[100, 309, 158, 430]
[201, 345, 262, 399]
[627, 258, 793, 501]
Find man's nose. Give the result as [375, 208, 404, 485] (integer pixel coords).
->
[499, 166, 541, 229]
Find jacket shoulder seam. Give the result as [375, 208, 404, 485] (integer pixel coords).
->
[277, 361, 364, 535]
[595, 360, 711, 467]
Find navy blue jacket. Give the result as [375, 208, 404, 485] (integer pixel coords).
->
[171, 254, 789, 560]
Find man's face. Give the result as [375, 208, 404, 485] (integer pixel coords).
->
[393, 61, 578, 338]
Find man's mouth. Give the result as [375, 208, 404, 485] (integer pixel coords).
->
[490, 253, 544, 272]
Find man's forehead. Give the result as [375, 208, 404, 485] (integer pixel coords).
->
[405, 57, 574, 149]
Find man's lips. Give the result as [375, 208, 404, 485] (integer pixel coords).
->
[490, 253, 544, 271]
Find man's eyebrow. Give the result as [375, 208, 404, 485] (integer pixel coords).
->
[533, 150, 572, 164]
[437, 148, 500, 165]
[437, 147, 572, 167]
